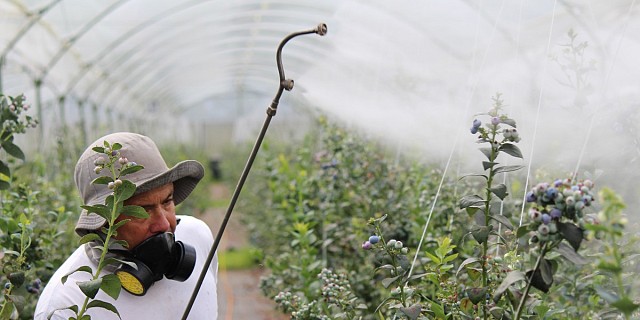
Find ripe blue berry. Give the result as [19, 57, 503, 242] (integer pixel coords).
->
[526, 192, 537, 203]
[549, 208, 562, 219]
[491, 117, 500, 125]
[545, 187, 558, 199]
[541, 214, 551, 225]
[368, 235, 380, 244]
[470, 126, 479, 134]
[472, 119, 481, 128]
[361, 241, 372, 250]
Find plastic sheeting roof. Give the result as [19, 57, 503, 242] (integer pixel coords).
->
[1, 0, 639, 153]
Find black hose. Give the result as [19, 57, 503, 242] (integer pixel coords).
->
[180, 23, 327, 320]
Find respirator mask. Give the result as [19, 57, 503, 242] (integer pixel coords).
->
[113, 232, 196, 296]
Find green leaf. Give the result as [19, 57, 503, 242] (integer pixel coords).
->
[381, 276, 400, 288]
[465, 206, 483, 217]
[92, 146, 105, 153]
[459, 195, 485, 209]
[0, 160, 10, 177]
[86, 300, 122, 319]
[466, 287, 488, 304]
[483, 161, 497, 170]
[498, 143, 523, 158]
[516, 225, 531, 238]
[502, 118, 517, 127]
[597, 260, 622, 273]
[595, 286, 619, 303]
[471, 225, 492, 244]
[81, 204, 110, 220]
[114, 180, 136, 202]
[494, 165, 524, 174]
[459, 298, 474, 315]
[0, 302, 15, 320]
[100, 274, 122, 300]
[539, 259, 554, 286]
[479, 148, 493, 160]
[490, 213, 514, 230]
[456, 257, 480, 277]
[119, 164, 144, 176]
[2, 140, 25, 160]
[111, 143, 122, 151]
[91, 176, 114, 185]
[120, 205, 149, 219]
[428, 299, 446, 318]
[526, 268, 552, 293]
[425, 251, 441, 264]
[555, 242, 588, 265]
[112, 219, 130, 230]
[489, 184, 508, 200]
[79, 233, 103, 245]
[78, 278, 102, 299]
[611, 297, 639, 315]
[62, 266, 93, 284]
[400, 303, 422, 320]
[0, 180, 9, 190]
[557, 222, 583, 251]
[459, 173, 488, 181]
[494, 271, 525, 299]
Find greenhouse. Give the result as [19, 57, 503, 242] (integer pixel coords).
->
[1, 0, 640, 319]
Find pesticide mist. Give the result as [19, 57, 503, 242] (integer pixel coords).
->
[297, 0, 640, 215]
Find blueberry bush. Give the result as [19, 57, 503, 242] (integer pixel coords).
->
[236, 101, 639, 319]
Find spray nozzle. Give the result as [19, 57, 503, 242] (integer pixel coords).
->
[315, 23, 328, 36]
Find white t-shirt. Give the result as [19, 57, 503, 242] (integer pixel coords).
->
[35, 215, 218, 320]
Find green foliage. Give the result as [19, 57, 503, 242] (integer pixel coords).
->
[50, 140, 146, 320]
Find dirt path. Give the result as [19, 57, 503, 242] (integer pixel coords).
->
[197, 184, 288, 320]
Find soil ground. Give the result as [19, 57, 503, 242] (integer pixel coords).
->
[197, 184, 289, 320]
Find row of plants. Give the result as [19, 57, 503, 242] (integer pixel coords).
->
[0, 91, 217, 319]
[236, 97, 639, 319]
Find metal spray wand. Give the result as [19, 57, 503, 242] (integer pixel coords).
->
[181, 23, 327, 320]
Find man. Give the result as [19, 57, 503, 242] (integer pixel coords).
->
[35, 132, 218, 319]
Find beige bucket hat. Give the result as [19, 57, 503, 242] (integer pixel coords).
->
[74, 132, 204, 236]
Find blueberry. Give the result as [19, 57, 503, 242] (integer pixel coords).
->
[541, 214, 551, 225]
[529, 209, 541, 221]
[394, 241, 404, 249]
[361, 241, 372, 250]
[472, 119, 481, 128]
[549, 208, 562, 219]
[526, 192, 537, 203]
[4, 282, 10, 289]
[470, 126, 479, 134]
[538, 224, 550, 235]
[368, 235, 380, 244]
[387, 239, 397, 247]
[491, 117, 500, 125]
[545, 187, 558, 199]
[554, 179, 563, 187]
[575, 201, 585, 211]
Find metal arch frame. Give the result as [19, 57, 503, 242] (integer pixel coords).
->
[67, 11, 332, 115]
[0, 0, 62, 91]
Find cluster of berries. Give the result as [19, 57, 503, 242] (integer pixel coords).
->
[526, 178, 596, 242]
[1, 94, 39, 133]
[470, 119, 482, 134]
[93, 152, 138, 189]
[361, 235, 409, 254]
[318, 268, 353, 305]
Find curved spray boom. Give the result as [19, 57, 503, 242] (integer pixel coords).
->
[181, 23, 327, 320]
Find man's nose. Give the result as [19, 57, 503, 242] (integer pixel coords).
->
[148, 208, 171, 233]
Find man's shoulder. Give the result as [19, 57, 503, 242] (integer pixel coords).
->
[175, 215, 213, 243]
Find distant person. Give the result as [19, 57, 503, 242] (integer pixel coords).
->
[35, 132, 218, 319]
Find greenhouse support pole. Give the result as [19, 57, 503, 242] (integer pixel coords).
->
[35, 79, 43, 151]
[181, 23, 327, 320]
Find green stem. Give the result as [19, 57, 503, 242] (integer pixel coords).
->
[515, 243, 548, 320]
[77, 175, 120, 318]
[480, 128, 498, 320]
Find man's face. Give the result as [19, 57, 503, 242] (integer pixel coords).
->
[115, 183, 177, 249]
